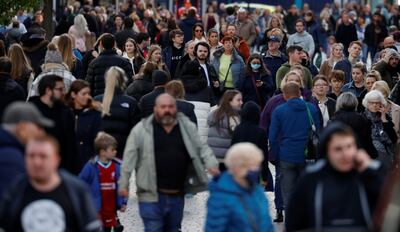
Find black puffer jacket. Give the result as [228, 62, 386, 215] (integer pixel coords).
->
[180, 60, 217, 105]
[86, 49, 133, 97]
[125, 73, 154, 101]
[94, 91, 141, 158]
[0, 73, 25, 121]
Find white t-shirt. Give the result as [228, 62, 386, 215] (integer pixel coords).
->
[199, 63, 211, 86]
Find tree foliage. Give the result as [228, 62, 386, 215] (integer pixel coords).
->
[0, 0, 41, 25]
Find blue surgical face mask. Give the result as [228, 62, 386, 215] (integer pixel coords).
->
[245, 169, 260, 187]
[251, 63, 261, 70]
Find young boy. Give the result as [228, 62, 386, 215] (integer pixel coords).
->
[327, 70, 345, 100]
[79, 132, 127, 232]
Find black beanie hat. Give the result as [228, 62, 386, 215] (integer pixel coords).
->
[152, 70, 169, 86]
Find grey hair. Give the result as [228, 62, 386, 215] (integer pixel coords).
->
[73, 14, 88, 36]
[362, 90, 388, 108]
[335, 92, 358, 112]
[224, 142, 263, 170]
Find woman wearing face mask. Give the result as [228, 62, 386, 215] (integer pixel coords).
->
[363, 90, 397, 170]
[205, 143, 275, 232]
[237, 54, 274, 108]
[286, 122, 385, 231]
[207, 90, 243, 171]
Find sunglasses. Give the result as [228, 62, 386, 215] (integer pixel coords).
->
[195, 29, 203, 32]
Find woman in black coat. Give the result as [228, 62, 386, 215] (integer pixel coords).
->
[331, 92, 378, 158]
[237, 54, 274, 109]
[66, 80, 102, 171]
[94, 66, 141, 158]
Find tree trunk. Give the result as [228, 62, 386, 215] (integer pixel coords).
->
[43, 0, 54, 40]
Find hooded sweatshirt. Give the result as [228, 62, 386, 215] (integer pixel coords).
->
[269, 98, 320, 163]
[287, 31, 315, 57]
[275, 62, 313, 90]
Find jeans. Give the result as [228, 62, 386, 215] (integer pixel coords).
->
[274, 162, 284, 210]
[139, 193, 185, 232]
[279, 161, 305, 212]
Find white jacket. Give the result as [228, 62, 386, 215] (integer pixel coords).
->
[190, 101, 211, 143]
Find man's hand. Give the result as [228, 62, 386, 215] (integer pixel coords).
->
[207, 167, 220, 176]
[213, 81, 220, 88]
[354, 149, 372, 173]
[119, 189, 129, 198]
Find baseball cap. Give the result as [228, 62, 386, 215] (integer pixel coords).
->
[3, 102, 54, 127]
[268, 35, 282, 43]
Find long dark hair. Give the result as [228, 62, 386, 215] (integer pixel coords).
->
[192, 23, 205, 40]
[214, 90, 241, 130]
[245, 53, 270, 76]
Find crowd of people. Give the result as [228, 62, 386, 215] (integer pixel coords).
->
[1, 0, 400, 231]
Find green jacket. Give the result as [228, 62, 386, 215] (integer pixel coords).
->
[275, 62, 313, 90]
[119, 113, 218, 202]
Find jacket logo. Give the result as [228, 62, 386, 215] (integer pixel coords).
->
[121, 103, 129, 108]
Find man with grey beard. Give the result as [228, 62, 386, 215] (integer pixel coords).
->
[119, 93, 219, 231]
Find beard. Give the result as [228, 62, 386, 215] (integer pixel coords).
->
[158, 113, 177, 126]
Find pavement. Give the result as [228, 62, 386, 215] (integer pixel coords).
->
[119, 165, 284, 232]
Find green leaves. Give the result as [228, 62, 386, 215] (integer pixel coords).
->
[0, 0, 41, 25]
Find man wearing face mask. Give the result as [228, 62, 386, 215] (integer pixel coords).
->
[269, 82, 320, 217]
[119, 93, 219, 231]
[30, 75, 79, 174]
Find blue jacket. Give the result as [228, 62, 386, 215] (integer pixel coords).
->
[212, 48, 245, 89]
[179, 17, 200, 43]
[341, 81, 367, 98]
[79, 157, 127, 212]
[333, 59, 352, 84]
[0, 127, 25, 197]
[205, 172, 274, 232]
[269, 98, 320, 163]
[237, 71, 274, 108]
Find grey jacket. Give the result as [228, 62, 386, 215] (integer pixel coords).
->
[119, 113, 218, 202]
[207, 108, 240, 160]
[212, 48, 245, 89]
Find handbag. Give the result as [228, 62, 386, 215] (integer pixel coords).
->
[238, 196, 260, 232]
[305, 102, 319, 161]
[219, 63, 233, 92]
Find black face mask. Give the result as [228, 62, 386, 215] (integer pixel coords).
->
[301, 58, 309, 67]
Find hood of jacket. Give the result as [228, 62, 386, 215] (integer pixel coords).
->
[0, 127, 24, 153]
[22, 39, 49, 53]
[240, 101, 260, 124]
[41, 63, 69, 71]
[286, 97, 307, 112]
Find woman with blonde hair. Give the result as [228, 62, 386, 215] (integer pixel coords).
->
[365, 70, 382, 92]
[146, 44, 170, 75]
[58, 34, 84, 79]
[260, 15, 288, 51]
[93, 66, 141, 158]
[8, 43, 34, 96]
[68, 14, 90, 53]
[319, 43, 344, 77]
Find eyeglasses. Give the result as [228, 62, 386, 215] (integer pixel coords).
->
[369, 101, 381, 105]
[195, 29, 203, 32]
[53, 87, 65, 92]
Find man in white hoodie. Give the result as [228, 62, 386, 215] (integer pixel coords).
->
[287, 19, 315, 57]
